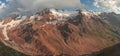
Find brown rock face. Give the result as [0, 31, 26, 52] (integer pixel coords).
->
[0, 10, 120, 56]
[2, 18, 13, 25]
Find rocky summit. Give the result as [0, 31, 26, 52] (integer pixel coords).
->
[0, 9, 120, 56]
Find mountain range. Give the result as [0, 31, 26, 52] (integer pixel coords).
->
[0, 8, 120, 56]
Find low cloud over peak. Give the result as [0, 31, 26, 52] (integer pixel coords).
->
[0, 0, 85, 18]
[94, 0, 120, 13]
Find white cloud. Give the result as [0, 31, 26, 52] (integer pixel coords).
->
[0, 1, 7, 12]
[0, 3, 6, 10]
[15, 0, 85, 12]
[94, 0, 120, 13]
[0, 0, 85, 18]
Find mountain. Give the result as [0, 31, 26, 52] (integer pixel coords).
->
[96, 43, 120, 56]
[0, 41, 27, 56]
[0, 8, 120, 56]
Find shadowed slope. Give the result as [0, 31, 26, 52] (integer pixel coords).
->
[0, 9, 120, 56]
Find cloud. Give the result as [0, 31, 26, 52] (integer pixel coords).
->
[94, 0, 120, 13]
[0, 1, 2, 4]
[0, 1, 6, 10]
[0, 0, 85, 18]
[6, 0, 13, 2]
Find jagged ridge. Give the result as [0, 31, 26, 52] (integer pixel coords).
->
[0, 9, 120, 56]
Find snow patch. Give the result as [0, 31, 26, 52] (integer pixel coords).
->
[82, 11, 101, 16]
[0, 19, 23, 41]
[50, 9, 70, 17]
[49, 9, 79, 24]
[2, 27, 9, 40]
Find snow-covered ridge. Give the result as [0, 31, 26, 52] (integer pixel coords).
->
[0, 19, 23, 41]
[49, 9, 102, 19]
[50, 9, 78, 17]
[41, 9, 102, 25]
[81, 11, 101, 16]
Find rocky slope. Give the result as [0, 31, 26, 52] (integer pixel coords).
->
[95, 43, 120, 56]
[0, 9, 120, 56]
[0, 41, 27, 56]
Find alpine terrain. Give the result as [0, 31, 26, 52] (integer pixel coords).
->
[0, 9, 120, 56]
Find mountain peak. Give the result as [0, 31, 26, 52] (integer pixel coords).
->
[0, 8, 120, 56]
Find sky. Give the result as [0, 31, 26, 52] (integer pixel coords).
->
[0, 0, 120, 18]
